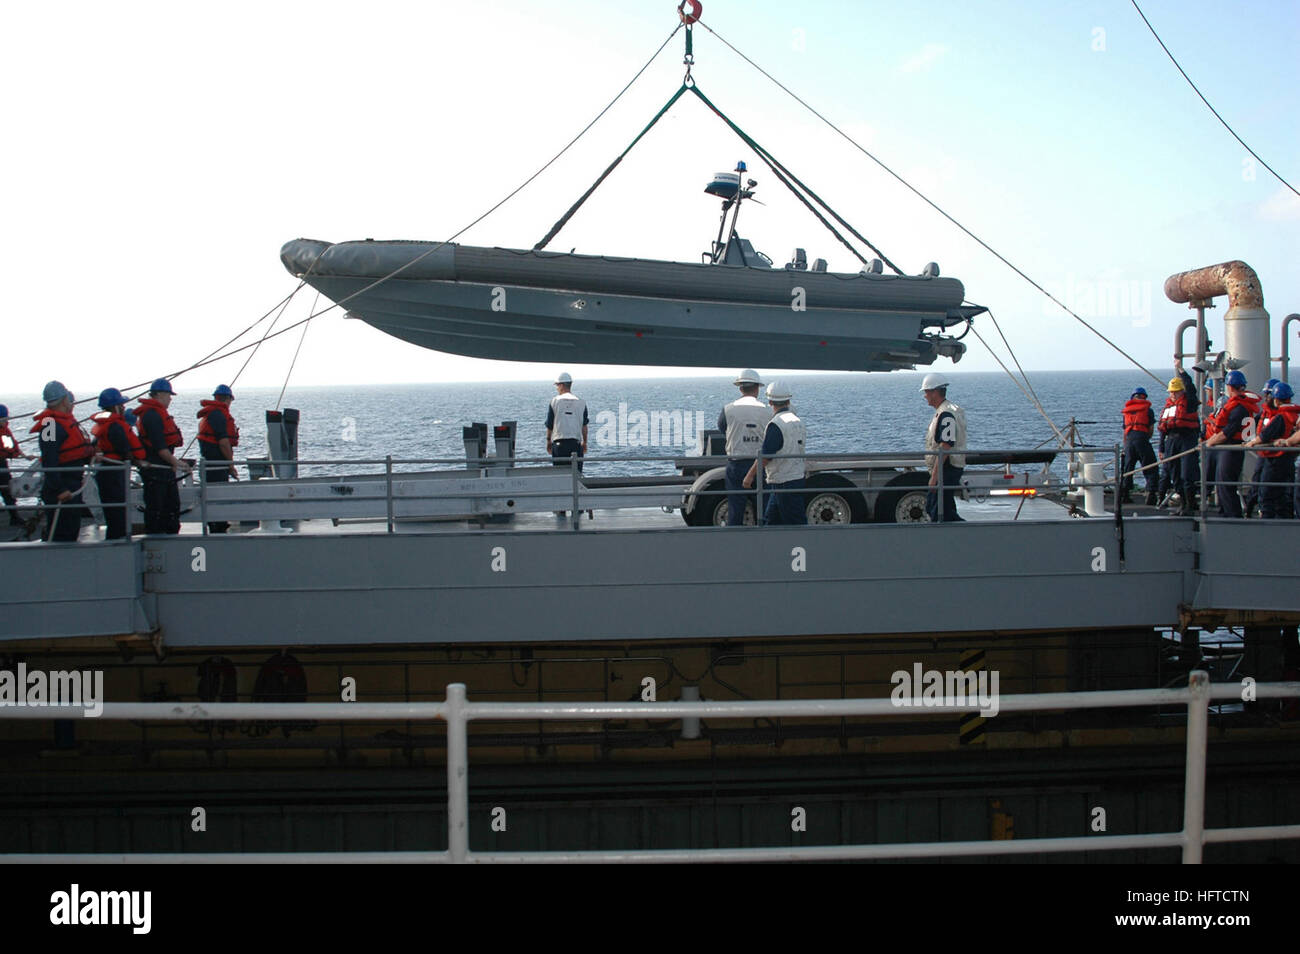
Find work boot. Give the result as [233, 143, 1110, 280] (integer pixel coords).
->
[1177, 492, 1198, 516]
[1145, 490, 1158, 507]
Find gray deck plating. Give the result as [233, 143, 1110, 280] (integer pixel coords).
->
[5, 508, 1296, 648]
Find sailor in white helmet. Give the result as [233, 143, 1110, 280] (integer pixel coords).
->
[920, 372, 966, 522]
[743, 380, 807, 525]
[546, 372, 588, 516]
[717, 370, 771, 525]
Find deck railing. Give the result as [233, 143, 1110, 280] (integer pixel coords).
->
[2, 672, 1297, 863]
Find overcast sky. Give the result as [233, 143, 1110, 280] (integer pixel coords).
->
[2, 0, 1296, 400]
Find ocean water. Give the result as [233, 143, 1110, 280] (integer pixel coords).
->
[3, 369, 1153, 481]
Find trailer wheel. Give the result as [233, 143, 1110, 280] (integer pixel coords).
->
[684, 480, 755, 526]
[875, 473, 932, 524]
[804, 474, 867, 524]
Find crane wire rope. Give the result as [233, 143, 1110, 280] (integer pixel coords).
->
[1130, 0, 1297, 199]
[693, 17, 1163, 386]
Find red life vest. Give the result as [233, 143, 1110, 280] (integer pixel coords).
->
[133, 397, 183, 452]
[1158, 395, 1198, 433]
[1258, 404, 1300, 458]
[1122, 398, 1153, 435]
[0, 424, 19, 460]
[90, 411, 146, 461]
[29, 409, 92, 464]
[1213, 392, 1261, 442]
[197, 401, 239, 447]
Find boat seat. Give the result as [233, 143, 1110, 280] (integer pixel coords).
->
[785, 248, 807, 270]
[812, 258, 827, 272]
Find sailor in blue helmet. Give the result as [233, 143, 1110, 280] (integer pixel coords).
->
[743, 380, 807, 525]
[90, 388, 146, 540]
[30, 380, 95, 542]
[1203, 369, 1260, 518]
[197, 384, 240, 534]
[718, 370, 771, 525]
[1247, 380, 1299, 519]
[132, 377, 190, 534]
[1243, 379, 1280, 516]
[1120, 385, 1158, 506]
[0, 402, 34, 527]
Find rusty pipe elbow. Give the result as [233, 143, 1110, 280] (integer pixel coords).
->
[1164, 260, 1264, 309]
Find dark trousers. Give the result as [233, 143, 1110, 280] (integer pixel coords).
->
[550, 439, 583, 471]
[1121, 433, 1158, 495]
[1259, 456, 1294, 519]
[142, 467, 180, 534]
[94, 464, 130, 540]
[761, 478, 807, 525]
[202, 457, 230, 534]
[41, 490, 84, 542]
[725, 459, 755, 526]
[926, 463, 964, 522]
[1164, 431, 1199, 497]
[0, 465, 19, 525]
[1214, 449, 1245, 518]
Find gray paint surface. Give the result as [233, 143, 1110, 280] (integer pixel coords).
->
[5, 517, 1279, 647]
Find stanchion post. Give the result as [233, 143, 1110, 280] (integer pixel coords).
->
[446, 682, 469, 863]
[1182, 669, 1210, 863]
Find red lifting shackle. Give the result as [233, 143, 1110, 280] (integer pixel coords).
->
[678, 0, 702, 25]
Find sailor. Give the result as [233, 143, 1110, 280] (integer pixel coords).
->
[1243, 379, 1279, 516]
[0, 403, 34, 527]
[546, 372, 588, 517]
[31, 380, 94, 542]
[1120, 386, 1158, 505]
[134, 377, 189, 534]
[717, 370, 771, 526]
[90, 388, 145, 540]
[920, 372, 966, 522]
[1203, 370, 1259, 519]
[743, 380, 806, 525]
[197, 384, 240, 534]
[1156, 368, 1200, 515]
[1247, 381, 1298, 519]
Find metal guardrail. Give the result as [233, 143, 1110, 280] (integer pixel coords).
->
[10, 443, 1299, 536]
[2, 672, 1297, 863]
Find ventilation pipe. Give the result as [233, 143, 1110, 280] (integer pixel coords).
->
[1164, 261, 1270, 392]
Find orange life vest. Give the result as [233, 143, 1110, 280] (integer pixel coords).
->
[1122, 398, 1153, 436]
[133, 397, 183, 453]
[1213, 392, 1261, 441]
[1258, 404, 1300, 458]
[91, 411, 146, 461]
[0, 424, 19, 460]
[29, 409, 92, 464]
[1158, 395, 1198, 433]
[197, 401, 239, 447]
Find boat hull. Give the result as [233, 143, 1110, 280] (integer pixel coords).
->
[281, 239, 979, 371]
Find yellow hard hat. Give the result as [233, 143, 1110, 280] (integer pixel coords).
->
[1167, 377, 1184, 392]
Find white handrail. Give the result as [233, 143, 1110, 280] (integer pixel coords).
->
[1, 672, 1297, 864]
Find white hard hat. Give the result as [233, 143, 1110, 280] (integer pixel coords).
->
[766, 380, 792, 402]
[919, 372, 949, 392]
[734, 369, 763, 386]
[555, 372, 573, 385]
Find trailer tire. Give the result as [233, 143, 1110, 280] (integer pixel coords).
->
[875, 473, 931, 524]
[804, 474, 867, 525]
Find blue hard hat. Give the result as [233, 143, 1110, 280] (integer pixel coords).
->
[213, 384, 234, 398]
[124, 409, 138, 427]
[1262, 378, 1280, 396]
[150, 377, 175, 395]
[42, 380, 69, 405]
[1225, 370, 1247, 389]
[1132, 387, 1147, 397]
[1274, 382, 1294, 403]
[98, 387, 127, 410]
[0, 404, 8, 418]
